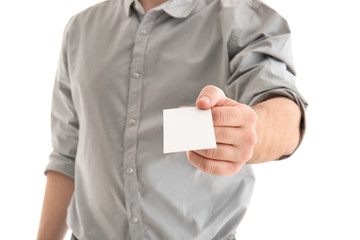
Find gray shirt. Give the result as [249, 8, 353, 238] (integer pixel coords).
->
[45, 0, 307, 239]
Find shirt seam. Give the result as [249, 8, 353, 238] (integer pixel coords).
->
[228, 4, 257, 56]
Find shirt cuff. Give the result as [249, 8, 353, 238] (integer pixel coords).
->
[44, 152, 75, 179]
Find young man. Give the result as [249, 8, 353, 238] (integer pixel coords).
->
[37, 0, 307, 239]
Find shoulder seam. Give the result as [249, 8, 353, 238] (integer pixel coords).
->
[247, 0, 260, 11]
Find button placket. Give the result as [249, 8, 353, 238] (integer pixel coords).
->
[132, 71, 140, 79]
[129, 118, 136, 126]
[130, 216, 139, 223]
[122, 12, 159, 240]
[126, 167, 134, 174]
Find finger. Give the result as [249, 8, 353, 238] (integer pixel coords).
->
[187, 151, 243, 176]
[213, 127, 257, 160]
[193, 143, 238, 162]
[211, 105, 257, 127]
[178, 106, 192, 108]
[196, 85, 238, 109]
[211, 106, 242, 127]
[213, 126, 241, 145]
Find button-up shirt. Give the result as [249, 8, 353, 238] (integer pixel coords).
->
[45, 0, 307, 239]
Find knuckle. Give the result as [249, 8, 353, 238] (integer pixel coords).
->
[248, 108, 258, 124]
[201, 85, 220, 99]
[198, 148, 214, 159]
[245, 131, 257, 146]
[205, 85, 218, 93]
[187, 151, 193, 160]
[241, 149, 254, 162]
[214, 128, 221, 141]
[205, 148, 216, 159]
[228, 162, 242, 175]
[215, 110, 228, 123]
[239, 104, 258, 124]
[234, 105, 243, 121]
[215, 128, 229, 142]
[201, 161, 216, 175]
[186, 151, 196, 163]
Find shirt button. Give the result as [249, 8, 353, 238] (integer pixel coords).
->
[129, 118, 136, 126]
[130, 216, 139, 223]
[126, 167, 134, 174]
[140, 29, 148, 35]
[132, 72, 140, 79]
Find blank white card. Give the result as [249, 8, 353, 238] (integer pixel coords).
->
[163, 107, 217, 154]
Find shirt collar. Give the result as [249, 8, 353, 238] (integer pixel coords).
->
[123, 0, 195, 18]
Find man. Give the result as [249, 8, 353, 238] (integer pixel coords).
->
[37, 0, 307, 239]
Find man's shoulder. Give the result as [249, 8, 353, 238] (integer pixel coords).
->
[214, 0, 288, 30]
[218, 0, 258, 9]
[65, 0, 117, 29]
[217, 0, 279, 16]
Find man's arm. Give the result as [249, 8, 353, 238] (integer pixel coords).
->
[37, 171, 74, 240]
[186, 85, 302, 176]
[249, 96, 301, 164]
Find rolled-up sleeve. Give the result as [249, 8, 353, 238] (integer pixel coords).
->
[44, 17, 78, 179]
[225, 2, 308, 149]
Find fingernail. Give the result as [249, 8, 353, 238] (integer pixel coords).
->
[199, 96, 210, 104]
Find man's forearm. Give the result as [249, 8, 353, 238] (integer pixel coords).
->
[248, 97, 302, 164]
[37, 171, 74, 240]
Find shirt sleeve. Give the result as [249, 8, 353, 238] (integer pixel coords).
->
[44, 16, 78, 179]
[224, 1, 308, 158]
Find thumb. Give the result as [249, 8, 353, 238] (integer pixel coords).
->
[196, 85, 238, 109]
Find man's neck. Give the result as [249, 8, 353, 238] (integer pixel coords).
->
[138, 0, 168, 13]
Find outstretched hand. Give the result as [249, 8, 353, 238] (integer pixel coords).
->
[186, 85, 258, 176]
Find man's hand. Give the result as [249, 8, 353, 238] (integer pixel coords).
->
[186, 85, 302, 176]
[186, 85, 258, 176]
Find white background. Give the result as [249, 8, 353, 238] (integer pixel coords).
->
[0, 0, 359, 239]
